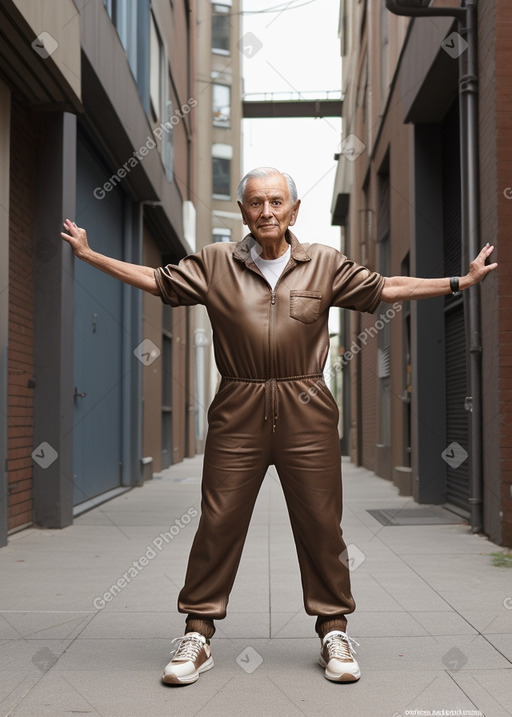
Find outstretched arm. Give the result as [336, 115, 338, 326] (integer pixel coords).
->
[61, 219, 160, 296]
[381, 244, 497, 303]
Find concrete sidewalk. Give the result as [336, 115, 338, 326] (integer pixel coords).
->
[1, 456, 511, 717]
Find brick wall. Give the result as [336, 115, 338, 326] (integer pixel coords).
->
[495, 0, 512, 544]
[7, 97, 38, 532]
[478, 0, 501, 543]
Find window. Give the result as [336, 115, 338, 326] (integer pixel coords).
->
[149, 12, 173, 182]
[104, 0, 150, 115]
[150, 12, 164, 122]
[212, 144, 232, 199]
[162, 98, 174, 183]
[104, 0, 140, 80]
[212, 159, 231, 199]
[213, 227, 232, 243]
[213, 84, 231, 127]
[212, 3, 231, 55]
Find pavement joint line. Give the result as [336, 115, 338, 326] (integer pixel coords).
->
[266, 673, 309, 715]
[60, 674, 105, 717]
[0, 675, 39, 717]
[445, 671, 491, 715]
[403, 673, 445, 713]
[469, 670, 512, 713]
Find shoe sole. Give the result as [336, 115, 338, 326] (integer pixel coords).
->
[162, 656, 214, 685]
[319, 656, 361, 683]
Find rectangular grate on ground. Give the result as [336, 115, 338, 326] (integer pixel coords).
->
[367, 507, 466, 526]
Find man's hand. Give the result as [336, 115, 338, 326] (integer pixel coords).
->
[462, 243, 498, 289]
[61, 219, 91, 259]
[382, 244, 498, 302]
[60, 218, 160, 295]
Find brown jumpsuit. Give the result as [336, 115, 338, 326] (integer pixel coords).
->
[155, 231, 385, 638]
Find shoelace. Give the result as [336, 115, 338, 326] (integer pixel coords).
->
[170, 634, 204, 662]
[325, 631, 360, 661]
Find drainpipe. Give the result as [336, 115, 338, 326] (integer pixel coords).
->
[385, 1, 483, 532]
[458, 0, 483, 533]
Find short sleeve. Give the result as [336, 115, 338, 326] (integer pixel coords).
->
[154, 250, 210, 307]
[331, 255, 385, 313]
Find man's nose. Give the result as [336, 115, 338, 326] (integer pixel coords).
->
[262, 201, 272, 217]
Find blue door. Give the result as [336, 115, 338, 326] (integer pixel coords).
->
[73, 139, 124, 505]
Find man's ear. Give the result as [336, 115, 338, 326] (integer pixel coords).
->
[237, 200, 248, 225]
[289, 199, 301, 226]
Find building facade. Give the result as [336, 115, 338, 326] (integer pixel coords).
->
[0, 0, 198, 547]
[332, 0, 512, 545]
[193, 0, 243, 447]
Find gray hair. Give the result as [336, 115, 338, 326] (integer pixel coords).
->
[237, 167, 298, 204]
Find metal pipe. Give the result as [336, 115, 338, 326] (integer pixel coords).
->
[385, 0, 466, 19]
[458, 0, 483, 532]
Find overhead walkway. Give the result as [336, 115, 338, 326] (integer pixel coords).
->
[242, 90, 343, 118]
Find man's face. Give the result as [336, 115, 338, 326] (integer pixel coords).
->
[238, 174, 300, 245]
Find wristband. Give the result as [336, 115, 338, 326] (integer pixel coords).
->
[450, 277, 461, 295]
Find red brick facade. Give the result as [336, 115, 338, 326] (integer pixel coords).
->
[7, 98, 38, 532]
[495, 0, 512, 544]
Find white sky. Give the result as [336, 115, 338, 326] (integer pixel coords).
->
[240, 0, 342, 251]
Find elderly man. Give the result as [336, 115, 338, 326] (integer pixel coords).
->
[62, 167, 496, 686]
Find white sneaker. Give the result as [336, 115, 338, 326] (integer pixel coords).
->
[318, 630, 361, 682]
[162, 632, 214, 685]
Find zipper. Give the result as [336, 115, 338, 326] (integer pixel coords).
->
[269, 290, 276, 378]
[267, 260, 297, 432]
[247, 256, 297, 433]
[268, 290, 276, 431]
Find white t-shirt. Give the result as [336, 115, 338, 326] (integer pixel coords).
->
[250, 244, 291, 290]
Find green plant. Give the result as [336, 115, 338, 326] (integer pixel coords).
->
[489, 552, 512, 568]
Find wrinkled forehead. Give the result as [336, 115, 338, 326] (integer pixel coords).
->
[243, 174, 291, 202]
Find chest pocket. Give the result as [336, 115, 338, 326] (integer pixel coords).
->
[289, 290, 322, 324]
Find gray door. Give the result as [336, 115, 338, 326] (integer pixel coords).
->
[73, 138, 124, 505]
[442, 101, 469, 513]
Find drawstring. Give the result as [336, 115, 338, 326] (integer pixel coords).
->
[223, 373, 323, 433]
